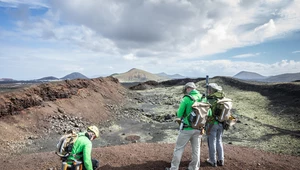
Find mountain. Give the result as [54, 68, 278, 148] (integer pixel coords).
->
[90, 75, 106, 78]
[234, 71, 300, 82]
[265, 72, 300, 82]
[156, 72, 186, 79]
[61, 72, 89, 80]
[37, 76, 60, 81]
[112, 68, 169, 82]
[233, 71, 266, 80]
[0, 78, 15, 81]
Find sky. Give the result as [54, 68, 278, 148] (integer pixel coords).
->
[0, 0, 300, 80]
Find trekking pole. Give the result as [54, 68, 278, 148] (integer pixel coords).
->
[200, 128, 204, 147]
[205, 75, 209, 97]
[204, 75, 209, 148]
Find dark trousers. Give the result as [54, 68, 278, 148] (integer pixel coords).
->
[82, 159, 99, 170]
[69, 159, 99, 170]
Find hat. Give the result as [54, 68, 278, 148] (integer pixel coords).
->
[87, 125, 99, 138]
[185, 82, 197, 89]
[208, 83, 222, 91]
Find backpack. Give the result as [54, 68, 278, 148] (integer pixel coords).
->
[56, 131, 78, 158]
[213, 97, 237, 130]
[214, 98, 232, 122]
[185, 95, 211, 129]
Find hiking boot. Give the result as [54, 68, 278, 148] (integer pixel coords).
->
[206, 159, 217, 167]
[217, 160, 224, 166]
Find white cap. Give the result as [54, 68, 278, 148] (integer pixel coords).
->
[185, 82, 197, 89]
[208, 83, 222, 91]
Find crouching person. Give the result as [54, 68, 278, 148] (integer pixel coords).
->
[67, 125, 100, 170]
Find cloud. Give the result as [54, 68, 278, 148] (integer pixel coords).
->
[2, 0, 299, 59]
[0, 0, 49, 8]
[61, 64, 84, 72]
[292, 51, 300, 54]
[47, 0, 299, 58]
[1, 0, 300, 80]
[123, 53, 137, 60]
[232, 53, 260, 59]
[254, 19, 277, 40]
[151, 59, 300, 78]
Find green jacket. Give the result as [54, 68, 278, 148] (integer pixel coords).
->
[68, 132, 93, 170]
[177, 89, 207, 130]
[207, 91, 225, 124]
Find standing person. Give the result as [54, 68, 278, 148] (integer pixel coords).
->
[205, 83, 225, 167]
[166, 82, 207, 170]
[67, 125, 100, 170]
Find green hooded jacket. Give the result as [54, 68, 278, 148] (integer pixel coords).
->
[177, 89, 207, 130]
[207, 91, 226, 124]
[67, 132, 93, 170]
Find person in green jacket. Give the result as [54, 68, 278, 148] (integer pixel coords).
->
[67, 125, 100, 170]
[166, 82, 207, 170]
[205, 83, 225, 167]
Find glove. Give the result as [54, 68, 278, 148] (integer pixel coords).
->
[200, 128, 205, 135]
[175, 118, 181, 125]
[223, 123, 230, 130]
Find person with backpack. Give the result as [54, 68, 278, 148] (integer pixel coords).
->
[66, 125, 100, 170]
[205, 83, 226, 167]
[166, 82, 207, 170]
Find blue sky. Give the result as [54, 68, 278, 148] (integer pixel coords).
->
[0, 0, 299, 80]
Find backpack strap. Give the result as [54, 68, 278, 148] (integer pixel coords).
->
[184, 94, 196, 101]
[185, 94, 206, 102]
[178, 95, 195, 129]
[183, 94, 196, 117]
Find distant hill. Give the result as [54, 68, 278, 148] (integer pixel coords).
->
[265, 72, 300, 82]
[37, 76, 60, 81]
[156, 72, 186, 79]
[233, 71, 300, 82]
[112, 68, 169, 83]
[233, 71, 266, 80]
[61, 72, 89, 80]
[0, 78, 15, 81]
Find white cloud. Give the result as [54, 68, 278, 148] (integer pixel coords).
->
[4, 0, 300, 59]
[292, 51, 300, 54]
[232, 53, 260, 59]
[0, 0, 48, 8]
[61, 64, 84, 72]
[123, 53, 137, 60]
[254, 19, 277, 41]
[1, 0, 300, 79]
[151, 59, 300, 78]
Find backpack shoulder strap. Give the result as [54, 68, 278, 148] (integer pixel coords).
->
[181, 95, 195, 119]
[217, 97, 232, 103]
[184, 94, 196, 101]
